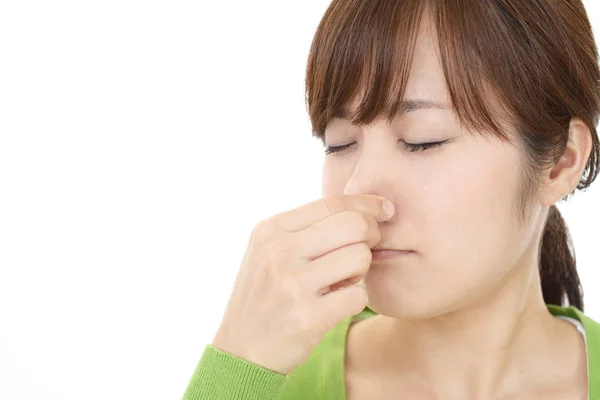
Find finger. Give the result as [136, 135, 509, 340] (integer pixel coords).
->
[273, 194, 394, 232]
[290, 210, 381, 262]
[321, 276, 364, 295]
[316, 284, 369, 331]
[296, 242, 372, 296]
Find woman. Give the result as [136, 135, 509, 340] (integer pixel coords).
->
[184, 0, 600, 399]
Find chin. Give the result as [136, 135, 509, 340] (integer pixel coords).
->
[367, 296, 451, 320]
[363, 271, 458, 320]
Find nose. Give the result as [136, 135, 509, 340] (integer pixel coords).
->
[342, 138, 397, 222]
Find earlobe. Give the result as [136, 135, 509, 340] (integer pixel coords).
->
[540, 117, 593, 206]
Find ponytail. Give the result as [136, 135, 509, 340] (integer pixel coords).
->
[539, 205, 584, 311]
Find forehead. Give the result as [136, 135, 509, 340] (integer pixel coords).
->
[402, 12, 451, 110]
[317, 3, 518, 145]
[345, 13, 451, 114]
[336, 98, 451, 120]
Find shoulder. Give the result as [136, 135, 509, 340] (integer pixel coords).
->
[548, 304, 600, 394]
[547, 304, 600, 340]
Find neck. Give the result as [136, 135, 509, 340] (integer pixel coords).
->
[371, 257, 573, 399]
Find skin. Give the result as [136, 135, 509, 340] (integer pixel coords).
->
[321, 9, 593, 400]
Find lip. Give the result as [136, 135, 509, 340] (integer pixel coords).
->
[371, 249, 414, 260]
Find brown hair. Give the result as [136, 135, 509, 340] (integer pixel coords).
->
[305, 0, 600, 311]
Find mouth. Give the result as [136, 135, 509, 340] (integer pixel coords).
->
[371, 249, 414, 260]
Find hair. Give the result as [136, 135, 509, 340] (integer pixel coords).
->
[305, 0, 600, 312]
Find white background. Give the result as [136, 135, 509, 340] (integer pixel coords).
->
[0, 1, 598, 399]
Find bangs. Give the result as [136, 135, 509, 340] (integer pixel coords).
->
[305, 0, 516, 143]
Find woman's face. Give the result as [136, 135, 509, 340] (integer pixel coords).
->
[321, 18, 543, 319]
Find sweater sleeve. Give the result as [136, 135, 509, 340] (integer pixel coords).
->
[182, 344, 287, 400]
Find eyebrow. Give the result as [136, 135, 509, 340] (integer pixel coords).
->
[335, 98, 450, 119]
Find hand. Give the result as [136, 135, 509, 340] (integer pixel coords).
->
[210, 194, 395, 375]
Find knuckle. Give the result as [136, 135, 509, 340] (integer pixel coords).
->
[371, 223, 382, 243]
[264, 240, 294, 269]
[251, 219, 272, 244]
[354, 242, 372, 267]
[348, 211, 371, 237]
[353, 287, 369, 309]
[252, 216, 283, 243]
[325, 195, 346, 214]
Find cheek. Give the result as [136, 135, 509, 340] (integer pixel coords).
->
[321, 165, 336, 197]
[399, 156, 523, 312]
[418, 148, 522, 268]
[321, 161, 350, 197]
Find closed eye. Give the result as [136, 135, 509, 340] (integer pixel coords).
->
[324, 139, 449, 154]
[401, 139, 449, 152]
[324, 142, 355, 154]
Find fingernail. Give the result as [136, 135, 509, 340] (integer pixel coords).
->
[382, 199, 395, 217]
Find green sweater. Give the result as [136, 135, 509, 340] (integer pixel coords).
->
[183, 305, 600, 399]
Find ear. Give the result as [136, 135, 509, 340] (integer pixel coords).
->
[539, 116, 593, 206]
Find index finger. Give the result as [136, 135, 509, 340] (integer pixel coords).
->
[273, 194, 395, 232]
